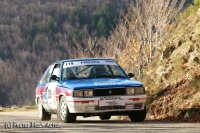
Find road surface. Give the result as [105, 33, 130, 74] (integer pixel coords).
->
[0, 110, 199, 133]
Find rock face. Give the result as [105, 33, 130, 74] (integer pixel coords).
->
[141, 6, 200, 122]
[162, 45, 176, 59]
[189, 51, 200, 64]
[197, 8, 200, 15]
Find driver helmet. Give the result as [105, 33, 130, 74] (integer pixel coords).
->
[95, 65, 106, 74]
[65, 68, 74, 79]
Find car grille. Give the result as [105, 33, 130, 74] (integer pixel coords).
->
[95, 106, 125, 110]
[134, 104, 143, 109]
[93, 88, 126, 96]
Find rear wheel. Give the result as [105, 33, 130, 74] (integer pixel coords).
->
[59, 96, 76, 123]
[128, 107, 146, 122]
[38, 99, 51, 121]
[99, 115, 111, 120]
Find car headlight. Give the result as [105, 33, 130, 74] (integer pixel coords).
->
[73, 90, 83, 97]
[84, 90, 93, 97]
[126, 88, 135, 94]
[126, 87, 144, 94]
[134, 87, 145, 94]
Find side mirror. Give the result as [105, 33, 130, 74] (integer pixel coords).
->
[50, 75, 59, 81]
[128, 73, 134, 78]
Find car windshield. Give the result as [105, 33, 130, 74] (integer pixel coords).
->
[61, 60, 127, 80]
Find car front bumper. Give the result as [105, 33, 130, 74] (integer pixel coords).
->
[66, 94, 147, 113]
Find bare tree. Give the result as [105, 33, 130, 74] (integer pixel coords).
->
[126, 0, 186, 62]
[107, 0, 186, 77]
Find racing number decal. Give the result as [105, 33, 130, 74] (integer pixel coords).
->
[64, 62, 74, 66]
[48, 89, 52, 98]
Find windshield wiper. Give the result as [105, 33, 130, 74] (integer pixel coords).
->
[97, 75, 127, 78]
[66, 76, 77, 80]
[95, 75, 115, 78]
[113, 75, 127, 78]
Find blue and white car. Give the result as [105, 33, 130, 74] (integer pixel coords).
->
[35, 58, 147, 123]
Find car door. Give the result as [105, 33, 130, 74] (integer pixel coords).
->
[47, 64, 60, 110]
[39, 64, 54, 110]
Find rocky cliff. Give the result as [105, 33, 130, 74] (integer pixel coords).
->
[142, 6, 200, 122]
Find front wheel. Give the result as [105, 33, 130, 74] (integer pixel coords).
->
[59, 96, 76, 123]
[38, 99, 51, 121]
[128, 107, 146, 122]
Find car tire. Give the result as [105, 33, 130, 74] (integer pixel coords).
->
[38, 99, 51, 121]
[57, 100, 61, 120]
[59, 96, 76, 123]
[128, 106, 146, 122]
[99, 115, 111, 120]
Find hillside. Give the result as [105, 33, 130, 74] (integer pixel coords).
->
[0, 0, 130, 106]
[141, 2, 200, 122]
[0, 1, 197, 124]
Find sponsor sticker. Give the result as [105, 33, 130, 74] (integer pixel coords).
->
[100, 97, 122, 100]
[94, 82, 121, 86]
[63, 60, 118, 68]
[98, 100, 125, 106]
[42, 92, 47, 99]
[80, 61, 100, 64]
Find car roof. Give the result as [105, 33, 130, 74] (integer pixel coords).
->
[53, 58, 115, 64]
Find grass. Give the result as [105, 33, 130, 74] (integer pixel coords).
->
[181, 108, 196, 118]
[188, 73, 200, 93]
[176, 3, 200, 23]
[148, 56, 162, 70]
[154, 90, 164, 98]
[0, 105, 37, 112]
[170, 54, 185, 79]
[195, 24, 200, 35]
[146, 96, 154, 106]
[146, 89, 164, 107]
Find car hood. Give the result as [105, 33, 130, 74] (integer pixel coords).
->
[59, 78, 143, 90]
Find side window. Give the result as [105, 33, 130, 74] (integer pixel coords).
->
[40, 64, 54, 84]
[50, 64, 60, 82]
[52, 64, 60, 77]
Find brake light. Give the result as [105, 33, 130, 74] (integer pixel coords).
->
[129, 98, 140, 101]
[82, 100, 94, 103]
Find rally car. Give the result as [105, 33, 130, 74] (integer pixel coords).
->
[35, 58, 147, 123]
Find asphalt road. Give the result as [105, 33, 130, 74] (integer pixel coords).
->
[0, 110, 200, 133]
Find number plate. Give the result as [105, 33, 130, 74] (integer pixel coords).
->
[100, 97, 122, 100]
[98, 100, 125, 106]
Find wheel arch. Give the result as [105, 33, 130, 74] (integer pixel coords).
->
[36, 96, 41, 106]
[58, 94, 67, 103]
[37, 97, 50, 113]
[58, 94, 69, 108]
